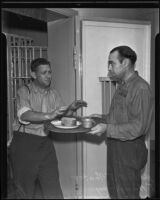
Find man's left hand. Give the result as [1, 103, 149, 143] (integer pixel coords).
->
[69, 100, 87, 111]
[88, 123, 107, 136]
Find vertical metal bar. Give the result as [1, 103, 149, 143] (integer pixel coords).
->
[17, 46, 22, 87]
[14, 39, 18, 121]
[43, 48, 46, 59]
[28, 47, 32, 84]
[40, 47, 42, 58]
[7, 36, 13, 144]
[102, 81, 105, 115]
[32, 47, 35, 60]
[21, 47, 23, 85]
[25, 46, 28, 85]
[101, 82, 103, 114]
[105, 81, 107, 114]
[13, 43, 16, 100]
[13, 37, 16, 121]
[23, 46, 25, 80]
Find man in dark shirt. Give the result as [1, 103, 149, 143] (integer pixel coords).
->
[89, 46, 153, 199]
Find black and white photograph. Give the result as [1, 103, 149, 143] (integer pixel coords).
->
[1, 1, 159, 199]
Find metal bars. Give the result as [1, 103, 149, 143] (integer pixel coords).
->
[99, 77, 117, 115]
[10, 46, 48, 100]
[6, 33, 47, 143]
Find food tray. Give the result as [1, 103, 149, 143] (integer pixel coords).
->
[45, 120, 91, 134]
[44, 116, 106, 134]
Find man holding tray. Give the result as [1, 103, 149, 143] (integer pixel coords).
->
[9, 58, 87, 199]
[88, 46, 153, 199]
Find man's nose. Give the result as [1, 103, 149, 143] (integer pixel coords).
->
[47, 73, 51, 78]
[108, 64, 112, 70]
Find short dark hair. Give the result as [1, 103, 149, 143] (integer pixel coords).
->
[110, 46, 137, 65]
[30, 58, 50, 72]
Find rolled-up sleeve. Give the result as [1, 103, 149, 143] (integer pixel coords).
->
[16, 87, 32, 125]
[106, 88, 153, 141]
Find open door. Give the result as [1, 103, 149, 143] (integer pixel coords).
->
[47, 17, 82, 198]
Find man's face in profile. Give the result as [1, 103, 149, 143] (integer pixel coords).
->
[107, 50, 126, 81]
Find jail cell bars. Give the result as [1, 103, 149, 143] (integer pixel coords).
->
[10, 46, 48, 103]
[99, 77, 117, 114]
[8, 34, 34, 46]
[10, 46, 48, 133]
[6, 33, 47, 143]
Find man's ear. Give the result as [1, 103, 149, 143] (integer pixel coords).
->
[123, 58, 130, 67]
[30, 71, 36, 79]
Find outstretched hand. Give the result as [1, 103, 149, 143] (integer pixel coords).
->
[56, 106, 69, 115]
[87, 123, 107, 136]
[69, 100, 87, 111]
[88, 113, 102, 118]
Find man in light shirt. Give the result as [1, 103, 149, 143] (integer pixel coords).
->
[10, 58, 86, 199]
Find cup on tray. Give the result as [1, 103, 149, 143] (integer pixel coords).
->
[81, 117, 96, 128]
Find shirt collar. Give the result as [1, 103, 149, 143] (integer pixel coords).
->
[30, 82, 50, 94]
[121, 71, 138, 86]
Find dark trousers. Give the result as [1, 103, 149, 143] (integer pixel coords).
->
[107, 136, 148, 199]
[9, 131, 63, 199]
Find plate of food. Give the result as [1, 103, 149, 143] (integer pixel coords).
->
[51, 117, 81, 129]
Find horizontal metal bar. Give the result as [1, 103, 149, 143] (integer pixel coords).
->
[11, 77, 31, 79]
[10, 46, 47, 48]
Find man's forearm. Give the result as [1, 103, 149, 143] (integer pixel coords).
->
[21, 110, 56, 122]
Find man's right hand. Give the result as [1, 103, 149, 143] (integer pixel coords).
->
[48, 106, 68, 120]
[89, 114, 102, 118]
[87, 123, 107, 136]
[57, 106, 68, 115]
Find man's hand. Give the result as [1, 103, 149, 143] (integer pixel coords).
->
[88, 123, 107, 136]
[58, 100, 87, 117]
[48, 106, 68, 120]
[89, 113, 102, 118]
[69, 100, 87, 112]
[57, 106, 68, 115]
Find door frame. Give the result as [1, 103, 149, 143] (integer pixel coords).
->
[76, 17, 151, 198]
